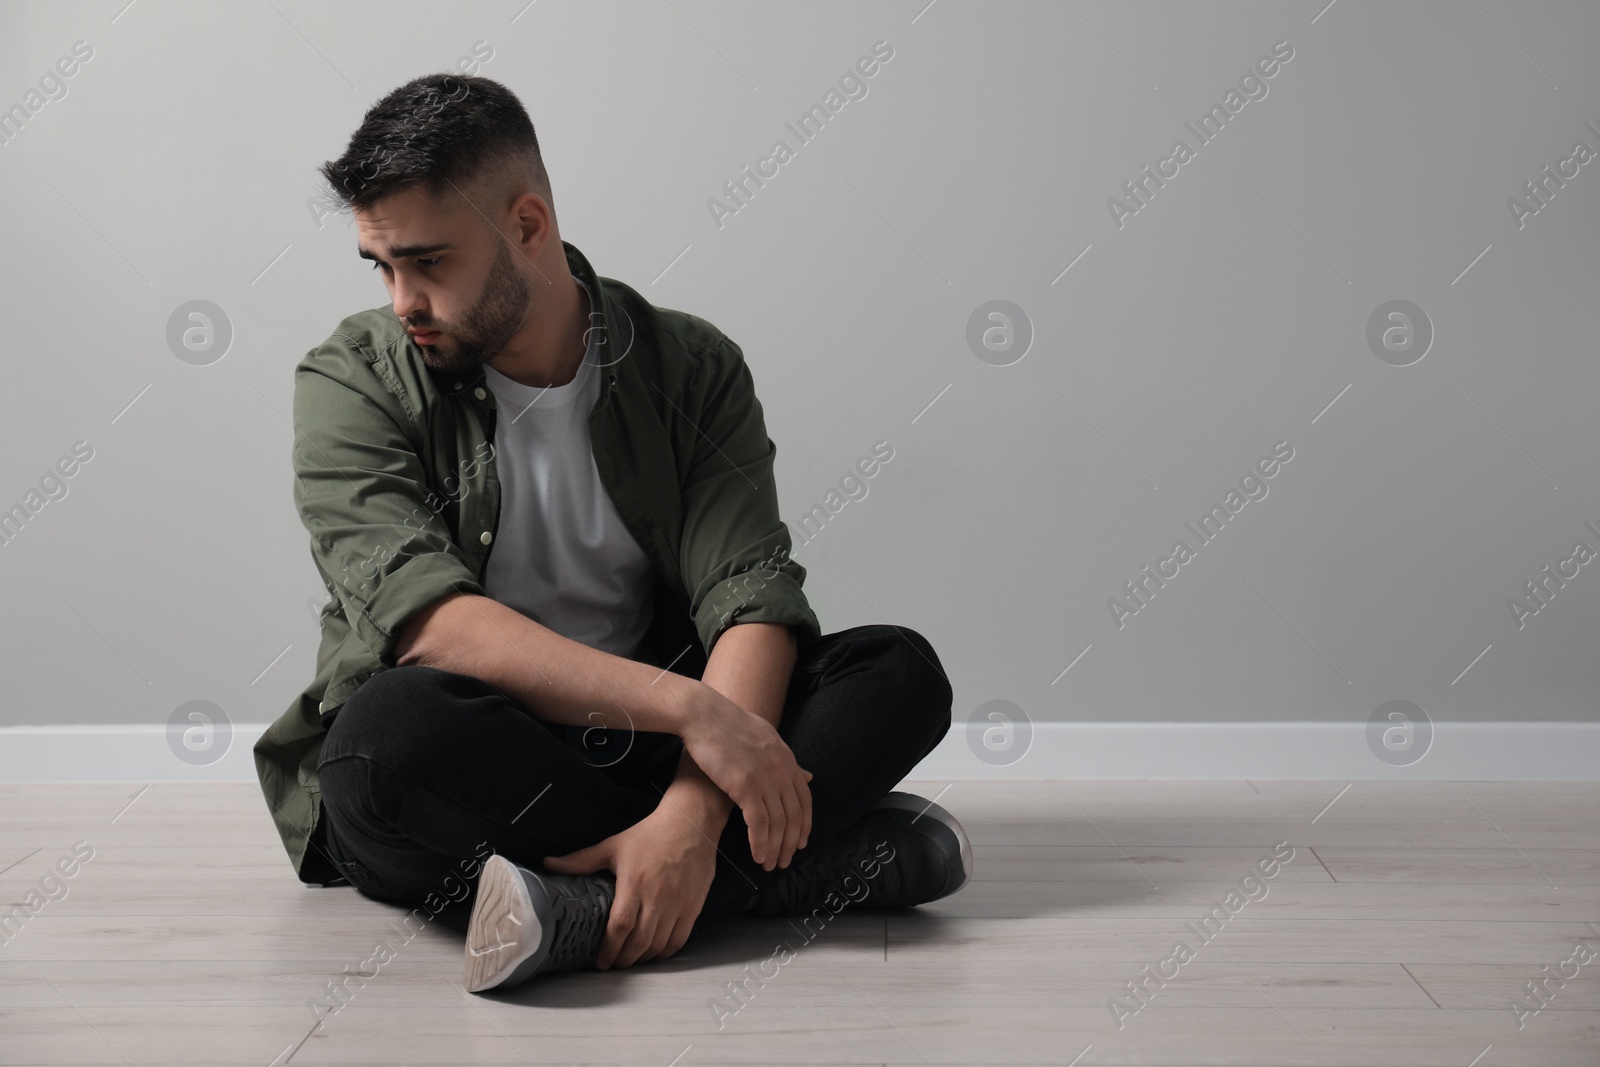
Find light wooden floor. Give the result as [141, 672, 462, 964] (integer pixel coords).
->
[2, 779, 1597, 1065]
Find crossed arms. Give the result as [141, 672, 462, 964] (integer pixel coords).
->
[394, 592, 812, 968]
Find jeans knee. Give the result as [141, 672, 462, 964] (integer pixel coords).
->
[321, 665, 462, 772]
[881, 625, 953, 741]
[884, 625, 952, 697]
[343, 664, 449, 714]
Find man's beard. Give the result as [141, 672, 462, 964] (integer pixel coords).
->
[409, 238, 530, 375]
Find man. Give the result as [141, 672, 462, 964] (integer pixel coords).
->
[254, 73, 970, 994]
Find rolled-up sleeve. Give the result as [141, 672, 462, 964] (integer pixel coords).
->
[292, 351, 484, 668]
[679, 336, 822, 655]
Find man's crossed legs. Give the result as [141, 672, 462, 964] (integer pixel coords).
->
[315, 622, 970, 991]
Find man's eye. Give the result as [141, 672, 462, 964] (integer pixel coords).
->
[371, 258, 440, 272]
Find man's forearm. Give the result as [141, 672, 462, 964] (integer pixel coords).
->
[394, 591, 697, 735]
[700, 620, 797, 730]
[661, 621, 799, 827]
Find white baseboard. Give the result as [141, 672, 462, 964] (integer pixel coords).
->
[0, 722, 1596, 783]
[909, 721, 1600, 780]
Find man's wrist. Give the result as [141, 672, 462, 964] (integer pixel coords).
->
[659, 673, 705, 739]
[664, 758, 734, 832]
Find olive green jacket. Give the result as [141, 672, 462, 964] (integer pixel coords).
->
[254, 240, 821, 883]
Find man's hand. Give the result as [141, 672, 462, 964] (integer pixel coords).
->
[543, 802, 718, 970]
[677, 684, 813, 871]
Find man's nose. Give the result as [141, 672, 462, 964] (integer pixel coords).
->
[392, 278, 426, 323]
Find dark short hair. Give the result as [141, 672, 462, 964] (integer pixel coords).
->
[318, 73, 548, 216]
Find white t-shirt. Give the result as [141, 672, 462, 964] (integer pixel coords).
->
[481, 277, 655, 657]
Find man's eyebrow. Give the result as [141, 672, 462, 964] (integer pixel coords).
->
[357, 242, 455, 263]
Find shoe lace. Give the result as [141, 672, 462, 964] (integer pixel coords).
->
[544, 874, 616, 971]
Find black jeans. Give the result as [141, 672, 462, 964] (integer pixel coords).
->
[315, 621, 953, 934]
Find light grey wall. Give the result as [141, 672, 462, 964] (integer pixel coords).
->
[2, 1, 1596, 741]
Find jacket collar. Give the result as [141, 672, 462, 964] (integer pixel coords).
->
[562, 240, 636, 384]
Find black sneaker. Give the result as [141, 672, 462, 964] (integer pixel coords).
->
[739, 791, 973, 917]
[463, 855, 616, 993]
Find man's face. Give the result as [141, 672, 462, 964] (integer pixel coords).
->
[355, 191, 530, 375]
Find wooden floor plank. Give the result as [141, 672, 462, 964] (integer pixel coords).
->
[3, 780, 1598, 1064]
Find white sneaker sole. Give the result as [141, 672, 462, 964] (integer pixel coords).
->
[463, 855, 544, 993]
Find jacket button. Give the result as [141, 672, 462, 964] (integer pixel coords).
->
[474, 387, 487, 400]
[453, 381, 462, 390]
[318, 701, 326, 712]
[480, 531, 493, 545]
